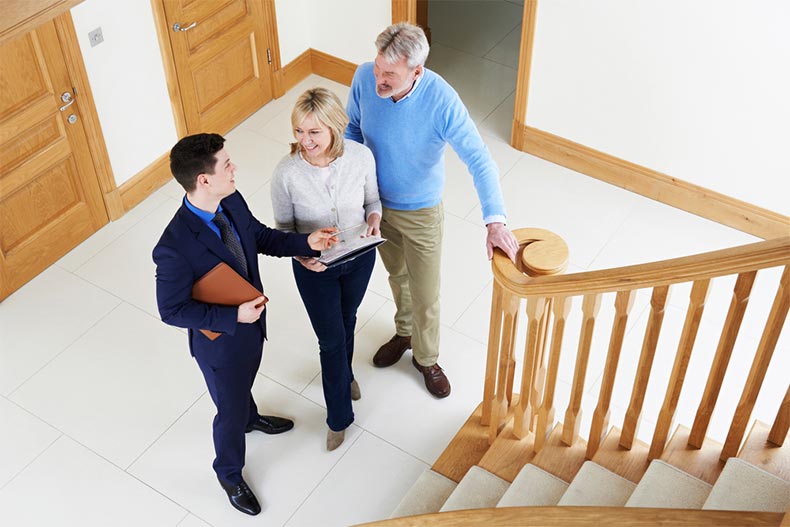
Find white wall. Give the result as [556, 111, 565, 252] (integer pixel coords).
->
[67, 0, 389, 188]
[309, 0, 391, 65]
[526, 0, 790, 214]
[275, 0, 390, 67]
[71, 0, 177, 187]
[274, 0, 312, 65]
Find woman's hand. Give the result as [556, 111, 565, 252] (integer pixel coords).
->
[366, 213, 381, 237]
[308, 227, 339, 250]
[295, 256, 327, 272]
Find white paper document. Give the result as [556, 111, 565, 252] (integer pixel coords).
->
[318, 224, 386, 268]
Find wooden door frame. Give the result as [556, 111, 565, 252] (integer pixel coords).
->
[393, 0, 535, 151]
[1, 3, 123, 220]
[53, 12, 124, 220]
[151, 0, 283, 138]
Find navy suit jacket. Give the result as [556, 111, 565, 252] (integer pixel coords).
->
[153, 191, 314, 365]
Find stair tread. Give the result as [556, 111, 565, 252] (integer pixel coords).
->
[737, 420, 790, 481]
[440, 466, 510, 512]
[431, 402, 496, 483]
[531, 423, 588, 483]
[703, 457, 790, 513]
[625, 459, 712, 509]
[591, 426, 651, 483]
[389, 469, 457, 519]
[477, 415, 536, 482]
[660, 424, 725, 485]
[557, 461, 636, 506]
[497, 463, 569, 508]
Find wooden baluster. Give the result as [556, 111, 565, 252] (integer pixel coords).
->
[535, 296, 571, 453]
[482, 282, 505, 426]
[514, 297, 546, 438]
[769, 386, 790, 447]
[689, 271, 757, 448]
[562, 293, 601, 446]
[489, 290, 521, 444]
[620, 285, 670, 450]
[531, 298, 553, 432]
[587, 289, 636, 459]
[721, 266, 790, 460]
[648, 279, 711, 460]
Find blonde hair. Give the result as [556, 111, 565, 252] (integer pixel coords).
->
[290, 87, 348, 159]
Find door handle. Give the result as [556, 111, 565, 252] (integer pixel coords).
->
[59, 92, 75, 112]
[172, 21, 197, 32]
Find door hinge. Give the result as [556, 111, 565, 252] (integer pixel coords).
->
[266, 48, 272, 64]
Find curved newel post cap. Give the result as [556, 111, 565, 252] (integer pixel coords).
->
[492, 228, 569, 285]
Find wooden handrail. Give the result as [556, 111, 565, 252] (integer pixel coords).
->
[356, 507, 784, 526]
[484, 229, 789, 462]
[492, 235, 790, 297]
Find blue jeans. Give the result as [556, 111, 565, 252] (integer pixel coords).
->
[292, 250, 375, 431]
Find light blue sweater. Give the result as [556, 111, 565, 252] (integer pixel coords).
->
[345, 62, 507, 223]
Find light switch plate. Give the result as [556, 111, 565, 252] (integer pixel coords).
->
[88, 27, 104, 47]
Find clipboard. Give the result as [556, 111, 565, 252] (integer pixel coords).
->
[318, 223, 387, 268]
[192, 262, 267, 340]
[319, 238, 386, 268]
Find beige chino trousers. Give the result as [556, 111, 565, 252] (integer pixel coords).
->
[378, 204, 444, 367]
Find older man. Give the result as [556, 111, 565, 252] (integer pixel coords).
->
[345, 23, 518, 398]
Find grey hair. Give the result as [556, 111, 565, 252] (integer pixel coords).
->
[375, 23, 429, 68]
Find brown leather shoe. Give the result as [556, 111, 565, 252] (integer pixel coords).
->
[412, 356, 451, 398]
[373, 334, 411, 367]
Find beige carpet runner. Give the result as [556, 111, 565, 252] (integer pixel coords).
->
[390, 456, 790, 517]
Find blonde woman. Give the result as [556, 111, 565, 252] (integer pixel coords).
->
[271, 88, 381, 450]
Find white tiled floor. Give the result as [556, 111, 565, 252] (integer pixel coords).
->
[1, 3, 785, 526]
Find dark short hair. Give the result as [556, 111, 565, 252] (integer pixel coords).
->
[169, 133, 225, 192]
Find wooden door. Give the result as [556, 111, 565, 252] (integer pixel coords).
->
[0, 20, 108, 300]
[162, 0, 275, 134]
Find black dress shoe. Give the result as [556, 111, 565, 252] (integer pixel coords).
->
[218, 477, 261, 516]
[245, 415, 294, 434]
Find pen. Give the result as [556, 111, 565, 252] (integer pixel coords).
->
[332, 223, 366, 237]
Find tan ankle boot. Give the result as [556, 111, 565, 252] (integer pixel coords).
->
[350, 379, 361, 401]
[326, 428, 345, 451]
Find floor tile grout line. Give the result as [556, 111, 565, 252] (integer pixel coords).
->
[1, 426, 193, 519]
[69, 197, 180, 276]
[5, 301, 126, 399]
[448, 277, 494, 332]
[53, 193, 177, 275]
[0, 428, 62, 493]
[360, 427, 437, 468]
[282, 429, 368, 526]
[428, 40, 518, 73]
[173, 510, 191, 527]
[481, 16, 523, 58]
[124, 390, 207, 473]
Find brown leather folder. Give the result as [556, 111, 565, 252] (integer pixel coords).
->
[192, 262, 268, 340]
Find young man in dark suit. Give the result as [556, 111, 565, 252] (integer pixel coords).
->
[153, 133, 337, 516]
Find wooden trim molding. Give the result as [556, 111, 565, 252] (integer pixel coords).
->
[118, 152, 171, 213]
[392, 0, 416, 24]
[310, 49, 357, 86]
[519, 124, 790, 240]
[259, 0, 283, 98]
[274, 48, 357, 96]
[511, 0, 538, 149]
[150, 0, 188, 138]
[52, 12, 124, 220]
[274, 48, 312, 96]
[0, 0, 83, 45]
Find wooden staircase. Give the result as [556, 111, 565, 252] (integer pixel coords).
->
[359, 230, 790, 526]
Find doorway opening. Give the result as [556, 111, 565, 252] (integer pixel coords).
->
[423, 0, 524, 142]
